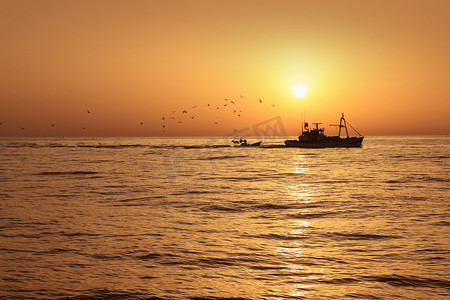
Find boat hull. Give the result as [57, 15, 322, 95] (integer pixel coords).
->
[235, 141, 262, 147]
[284, 137, 363, 148]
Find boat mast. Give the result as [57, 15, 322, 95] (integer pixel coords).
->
[330, 113, 363, 138]
[339, 113, 349, 138]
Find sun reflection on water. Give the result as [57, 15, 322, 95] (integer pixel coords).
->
[284, 184, 316, 203]
[293, 160, 308, 174]
[272, 155, 323, 298]
[273, 218, 321, 298]
[282, 154, 320, 203]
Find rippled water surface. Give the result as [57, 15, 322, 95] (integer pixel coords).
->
[1, 136, 449, 299]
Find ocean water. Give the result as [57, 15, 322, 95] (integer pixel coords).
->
[0, 136, 449, 299]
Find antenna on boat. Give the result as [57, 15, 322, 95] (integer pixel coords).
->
[302, 104, 305, 132]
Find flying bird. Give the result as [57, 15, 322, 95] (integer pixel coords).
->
[183, 110, 187, 114]
[50, 124, 55, 127]
[240, 95, 244, 98]
[191, 116, 194, 119]
[170, 117, 175, 119]
[140, 122, 144, 125]
[259, 99, 262, 103]
[163, 125, 165, 128]
[230, 101, 235, 104]
[162, 117, 165, 120]
[21, 127, 25, 130]
[87, 109, 91, 113]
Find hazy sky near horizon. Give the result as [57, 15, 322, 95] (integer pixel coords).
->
[1, 0, 449, 136]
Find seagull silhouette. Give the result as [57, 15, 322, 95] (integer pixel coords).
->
[191, 116, 194, 119]
[50, 124, 55, 127]
[259, 99, 262, 103]
[162, 117, 165, 120]
[87, 109, 91, 113]
[140, 122, 144, 125]
[183, 110, 187, 114]
[230, 101, 235, 104]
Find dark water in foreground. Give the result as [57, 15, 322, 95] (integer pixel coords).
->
[0, 136, 449, 299]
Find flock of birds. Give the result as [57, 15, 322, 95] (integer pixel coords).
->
[159, 95, 276, 133]
[0, 109, 93, 132]
[0, 95, 277, 134]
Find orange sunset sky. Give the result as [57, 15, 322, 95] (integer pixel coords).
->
[1, 0, 449, 137]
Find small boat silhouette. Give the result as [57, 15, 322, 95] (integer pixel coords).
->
[232, 139, 262, 147]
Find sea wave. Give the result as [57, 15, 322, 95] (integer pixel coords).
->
[288, 211, 336, 219]
[326, 232, 401, 240]
[365, 274, 450, 288]
[200, 204, 243, 213]
[35, 171, 99, 176]
[55, 288, 160, 300]
[345, 293, 382, 299]
[433, 221, 450, 226]
[385, 175, 449, 184]
[250, 233, 307, 241]
[198, 155, 247, 160]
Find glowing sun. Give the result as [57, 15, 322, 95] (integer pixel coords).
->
[293, 85, 307, 98]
